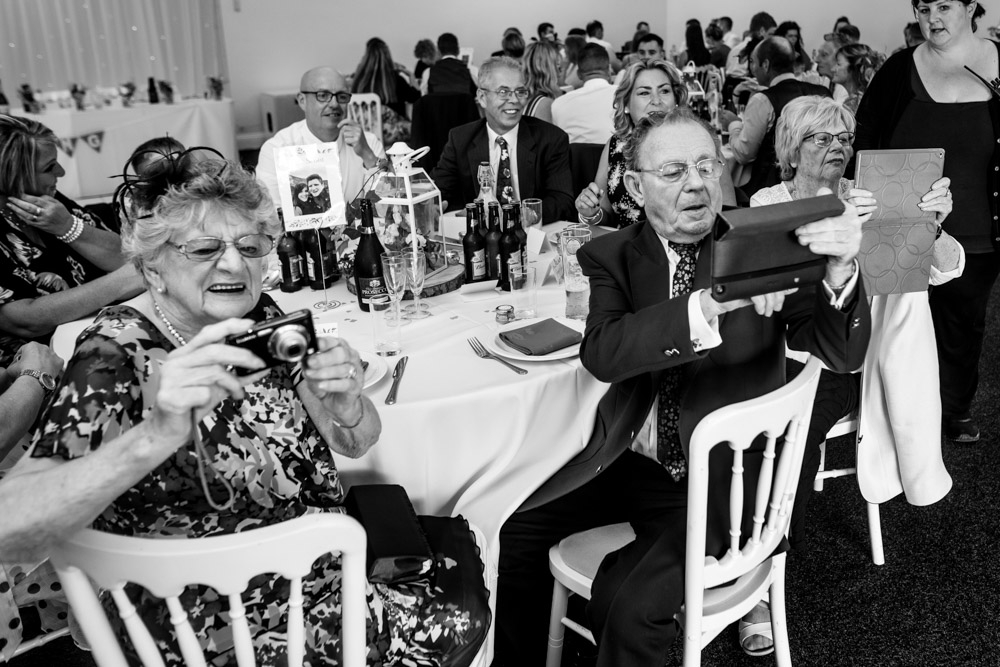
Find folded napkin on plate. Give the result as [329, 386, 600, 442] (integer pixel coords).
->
[499, 318, 582, 355]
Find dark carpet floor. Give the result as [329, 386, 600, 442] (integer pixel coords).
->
[10, 284, 1000, 667]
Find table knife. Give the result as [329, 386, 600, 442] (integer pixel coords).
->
[385, 356, 408, 405]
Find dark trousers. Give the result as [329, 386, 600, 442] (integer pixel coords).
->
[929, 251, 1000, 418]
[494, 368, 859, 666]
[495, 450, 688, 667]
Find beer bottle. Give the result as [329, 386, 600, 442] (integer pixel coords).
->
[463, 203, 486, 282]
[147, 76, 159, 104]
[499, 204, 520, 291]
[277, 232, 304, 292]
[354, 199, 388, 312]
[303, 228, 336, 290]
[475, 199, 488, 243]
[485, 201, 502, 281]
[512, 201, 528, 270]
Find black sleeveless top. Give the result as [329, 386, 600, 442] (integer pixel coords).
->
[889, 66, 994, 253]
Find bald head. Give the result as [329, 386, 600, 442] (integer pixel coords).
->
[752, 36, 795, 85]
[297, 67, 350, 141]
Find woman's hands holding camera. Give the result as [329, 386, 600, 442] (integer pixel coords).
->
[150, 318, 268, 447]
[300, 335, 365, 425]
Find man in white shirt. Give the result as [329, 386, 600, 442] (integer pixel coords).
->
[725, 12, 776, 78]
[585, 20, 622, 73]
[256, 67, 384, 211]
[551, 44, 615, 144]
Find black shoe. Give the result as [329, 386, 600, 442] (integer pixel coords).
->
[944, 416, 980, 443]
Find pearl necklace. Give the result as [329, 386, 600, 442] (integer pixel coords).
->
[153, 301, 187, 346]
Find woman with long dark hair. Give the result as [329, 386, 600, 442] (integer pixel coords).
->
[677, 19, 711, 67]
[351, 37, 420, 144]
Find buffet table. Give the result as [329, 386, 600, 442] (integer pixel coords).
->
[13, 99, 237, 201]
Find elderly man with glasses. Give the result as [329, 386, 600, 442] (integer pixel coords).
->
[431, 56, 574, 222]
[256, 66, 383, 210]
[494, 108, 870, 666]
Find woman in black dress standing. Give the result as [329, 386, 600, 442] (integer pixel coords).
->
[855, 0, 999, 443]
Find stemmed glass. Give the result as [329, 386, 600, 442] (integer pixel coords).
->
[381, 252, 408, 326]
[403, 252, 430, 319]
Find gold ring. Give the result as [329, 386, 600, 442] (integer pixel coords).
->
[35, 207, 41, 215]
[348, 366, 357, 379]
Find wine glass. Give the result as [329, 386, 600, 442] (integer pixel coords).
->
[403, 252, 430, 320]
[381, 252, 408, 326]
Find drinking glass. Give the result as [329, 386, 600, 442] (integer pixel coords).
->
[381, 252, 408, 325]
[521, 198, 543, 230]
[403, 252, 430, 319]
[509, 261, 538, 320]
[560, 227, 592, 321]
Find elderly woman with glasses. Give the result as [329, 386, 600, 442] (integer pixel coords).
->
[0, 158, 489, 666]
[0, 115, 142, 367]
[575, 59, 737, 227]
[753, 95, 958, 541]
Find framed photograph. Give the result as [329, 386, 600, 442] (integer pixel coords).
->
[275, 143, 346, 231]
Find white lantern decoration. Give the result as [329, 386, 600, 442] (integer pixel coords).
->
[370, 143, 449, 280]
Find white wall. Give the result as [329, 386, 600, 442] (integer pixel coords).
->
[664, 1, 919, 64]
[220, 0, 666, 143]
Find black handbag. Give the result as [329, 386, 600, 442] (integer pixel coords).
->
[343, 484, 436, 584]
[710, 195, 844, 302]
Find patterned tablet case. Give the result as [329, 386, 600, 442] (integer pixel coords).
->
[855, 149, 944, 296]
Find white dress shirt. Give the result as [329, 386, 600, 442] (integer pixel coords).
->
[550, 78, 615, 144]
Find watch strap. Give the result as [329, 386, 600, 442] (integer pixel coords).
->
[18, 369, 55, 391]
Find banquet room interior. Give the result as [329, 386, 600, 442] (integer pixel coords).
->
[2, 1, 1000, 666]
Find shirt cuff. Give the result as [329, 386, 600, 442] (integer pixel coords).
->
[929, 241, 966, 286]
[688, 289, 722, 352]
[821, 259, 860, 309]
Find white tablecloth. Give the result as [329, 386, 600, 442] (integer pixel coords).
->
[14, 99, 237, 201]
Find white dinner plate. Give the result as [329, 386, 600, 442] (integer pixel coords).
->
[359, 351, 389, 389]
[485, 317, 586, 362]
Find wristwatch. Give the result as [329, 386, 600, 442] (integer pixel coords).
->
[18, 369, 56, 392]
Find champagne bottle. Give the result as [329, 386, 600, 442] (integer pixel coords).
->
[147, 76, 159, 104]
[463, 203, 486, 282]
[277, 232, 304, 292]
[354, 199, 388, 312]
[499, 204, 520, 292]
[303, 229, 336, 289]
[485, 201, 502, 281]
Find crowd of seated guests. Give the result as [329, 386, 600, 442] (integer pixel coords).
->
[4, 5, 1000, 665]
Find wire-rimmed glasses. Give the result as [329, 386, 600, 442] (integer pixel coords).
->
[403, 252, 430, 320]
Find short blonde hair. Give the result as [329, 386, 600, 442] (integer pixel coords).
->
[122, 159, 279, 280]
[612, 59, 687, 138]
[775, 96, 857, 181]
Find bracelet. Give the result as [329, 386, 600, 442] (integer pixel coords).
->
[578, 208, 604, 225]
[56, 216, 84, 244]
[330, 398, 365, 429]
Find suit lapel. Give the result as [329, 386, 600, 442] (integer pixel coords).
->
[517, 120, 537, 199]
[467, 122, 489, 198]
[627, 223, 672, 311]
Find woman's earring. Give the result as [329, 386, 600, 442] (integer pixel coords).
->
[156, 286, 165, 294]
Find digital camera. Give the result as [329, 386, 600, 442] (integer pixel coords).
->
[224, 309, 317, 375]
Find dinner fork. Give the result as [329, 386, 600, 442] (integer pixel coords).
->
[467, 337, 528, 375]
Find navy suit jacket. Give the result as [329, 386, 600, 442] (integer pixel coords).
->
[431, 115, 575, 223]
[521, 220, 871, 513]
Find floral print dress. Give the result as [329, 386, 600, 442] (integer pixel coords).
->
[606, 134, 645, 227]
[0, 191, 109, 366]
[29, 296, 489, 666]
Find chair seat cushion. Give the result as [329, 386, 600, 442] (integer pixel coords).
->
[558, 523, 636, 579]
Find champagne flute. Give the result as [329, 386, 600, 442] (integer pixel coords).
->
[403, 252, 430, 319]
[381, 252, 408, 325]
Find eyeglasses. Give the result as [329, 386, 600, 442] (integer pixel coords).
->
[803, 131, 855, 148]
[634, 158, 725, 183]
[299, 90, 352, 105]
[482, 87, 530, 100]
[167, 234, 274, 262]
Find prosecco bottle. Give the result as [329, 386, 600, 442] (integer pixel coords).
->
[354, 199, 388, 312]
[463, 203, 486, 282]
